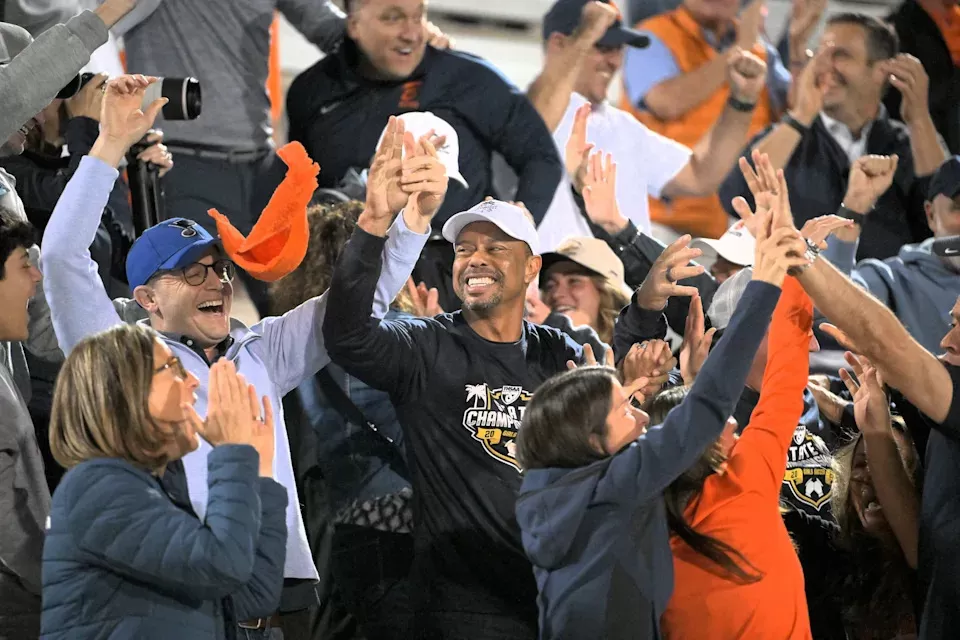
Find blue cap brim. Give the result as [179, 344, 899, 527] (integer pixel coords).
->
[159, 238, 221, 272]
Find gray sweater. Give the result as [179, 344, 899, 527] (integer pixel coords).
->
[113, 0, 346, 149]
[0, 9, 107, 145]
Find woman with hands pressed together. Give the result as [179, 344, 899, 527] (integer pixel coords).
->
[513, 205, 810, 640]
[40, 324, 287, 639]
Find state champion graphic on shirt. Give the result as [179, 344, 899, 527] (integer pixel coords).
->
[462, 383, 533, 471]
[783, 424, 834, 512]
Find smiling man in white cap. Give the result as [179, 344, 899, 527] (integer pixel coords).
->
[324, 120, 583, 637]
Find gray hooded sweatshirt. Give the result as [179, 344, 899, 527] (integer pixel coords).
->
[824, 236, 960, 354]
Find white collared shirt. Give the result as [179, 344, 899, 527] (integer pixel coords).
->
[818, 111, 875, 164]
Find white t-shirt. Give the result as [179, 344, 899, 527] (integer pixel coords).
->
[538, 93, 692, 252]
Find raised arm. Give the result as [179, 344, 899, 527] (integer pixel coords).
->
[323, 117, 448, 403]
[40, 76, 166, 353]
[727, 277, 811, 496]
[258, 211, 429, 396]
[527, 1, 617, 132]
[276, 0, 347, 53]
[72, 446, 277, 601]
[840, 354, 920, 567]
[602, 212, 812, 501]
[0, 2, 135, 141]
[733, 146, 957, 426]
[469, 65, 563, 224]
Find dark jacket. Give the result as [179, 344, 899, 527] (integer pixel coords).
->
[41, 445, 288, 640]
[886, 1, 960, 154]
[286, 39, 563, 228]
[719, 110, 931, 261]
[515, 281, 780, 640]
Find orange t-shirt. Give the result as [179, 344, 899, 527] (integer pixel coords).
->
[660, 278, 813, 640]
[929, 4, 960, 66]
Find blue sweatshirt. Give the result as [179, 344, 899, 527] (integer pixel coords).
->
[514, 280, 781, 640]
[824, 237, 959, 355]
[38, 156, 428, 580]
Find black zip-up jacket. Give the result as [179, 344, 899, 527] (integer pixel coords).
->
[886, 0, 960, 155]
[286, 39, 563, 228]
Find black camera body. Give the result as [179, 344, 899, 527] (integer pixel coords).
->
[60, 73, 202, 121]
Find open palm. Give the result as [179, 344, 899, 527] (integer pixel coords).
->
[100, 75, 167, 149]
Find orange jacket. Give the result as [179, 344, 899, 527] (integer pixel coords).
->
[661, 277, 813, 639]
[621, 7, 775, 239]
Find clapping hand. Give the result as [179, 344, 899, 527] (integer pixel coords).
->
[363, 116, 408, 231]
[181, 360, 275, 477]
[880, 54, 931, 127]
[400, 131, 449, 232]
[406, 278, 445, 317]
[622, 340, 677, 398]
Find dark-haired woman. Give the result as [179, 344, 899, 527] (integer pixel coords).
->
[659, 276, 813, 638]
[831, 354, 921, 640]
[513, 215, 810, 640]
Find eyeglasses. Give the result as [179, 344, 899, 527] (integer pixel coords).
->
[178, 260, 235, 286]
[154, 356, 189, 380]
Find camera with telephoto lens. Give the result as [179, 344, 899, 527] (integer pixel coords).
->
[60, 73, 202, 121]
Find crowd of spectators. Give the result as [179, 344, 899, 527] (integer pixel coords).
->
[1, 0, 959, 639]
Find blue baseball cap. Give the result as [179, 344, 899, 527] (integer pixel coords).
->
[542, 0, 650, 49]
[126, 218, 221, 290]
[928, 156, 960, 202]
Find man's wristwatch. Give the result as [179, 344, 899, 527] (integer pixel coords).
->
[727, 95, 756, 112]
[788, 237, 822, 276]
[838, 203, 866, 226]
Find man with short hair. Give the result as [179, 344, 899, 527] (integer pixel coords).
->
[720, 12, 948, 261]
[529, 0, 770, 251]
[821, 153, 960, 353]
[39, 77, 434, 638]
[0, 209, 46, 639]
[323, 118, 583, 639]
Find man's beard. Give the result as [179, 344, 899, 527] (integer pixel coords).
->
[460, 292, 502, 313]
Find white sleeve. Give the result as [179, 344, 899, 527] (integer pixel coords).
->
[633, 120, 691, 199]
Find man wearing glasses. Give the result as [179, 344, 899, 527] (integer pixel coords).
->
[39, 76, 428, 638]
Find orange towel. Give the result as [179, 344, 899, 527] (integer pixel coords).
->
[207, 142, 320, 282]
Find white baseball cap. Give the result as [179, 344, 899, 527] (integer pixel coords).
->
[376, 111, 468, 188]
[442, 199, 540, 255]
[690, 220, 755, 267]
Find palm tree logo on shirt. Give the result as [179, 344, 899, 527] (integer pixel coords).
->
[461, 383, 533, 472]
[466, 384, 489, 409]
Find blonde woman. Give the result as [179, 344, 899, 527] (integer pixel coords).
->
[40, 324, 287, 640]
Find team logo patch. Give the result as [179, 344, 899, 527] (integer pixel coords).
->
[462, 383, 533, 471]
[783, 424, 834, 511]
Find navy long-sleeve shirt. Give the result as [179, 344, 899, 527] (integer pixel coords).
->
[322, 223, 582, 637]
[287, 39, 563, 228]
